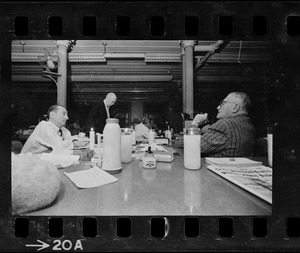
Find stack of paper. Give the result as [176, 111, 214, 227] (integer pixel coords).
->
[64, 166, 118, 189]
[140, 143, 168, 152]
[205, 157, 262, 167]
[207, 165, 272, 204]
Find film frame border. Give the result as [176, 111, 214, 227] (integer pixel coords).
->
[1, 1, 300, 251]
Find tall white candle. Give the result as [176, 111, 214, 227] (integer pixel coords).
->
[121, 134, 132, 163]
[132, 129, 136, 145]
[89, 128, 95, 150]
[148, 129, 155, 145]
[184, 134, 201, 170]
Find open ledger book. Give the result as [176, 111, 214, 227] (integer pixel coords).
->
[207, 163, 272, 204]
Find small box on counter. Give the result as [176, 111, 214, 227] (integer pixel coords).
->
[154, 151, 174, 163]
[136, 150, 174, 163]
[155, 137, 169, 146]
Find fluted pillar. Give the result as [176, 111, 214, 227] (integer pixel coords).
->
[56, 40, 68, 107]
[181, 46, 186, 111]
[181, 40, 195, 119]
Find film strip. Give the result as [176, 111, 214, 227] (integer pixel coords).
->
[1, 1, 300, 251]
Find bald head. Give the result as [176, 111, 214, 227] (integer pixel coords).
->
[228, 92, 251, 113]
[217, 91, 251, 119]
[104, 92, 117, 107]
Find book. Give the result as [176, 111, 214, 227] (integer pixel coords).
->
[207, 165, 272, 204]
[205, 157, 262, 167]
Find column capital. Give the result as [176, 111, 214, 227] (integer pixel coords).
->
[56, 40, 76, 52]
[179, 40, 196, 49]
[56, 40, 69, 48]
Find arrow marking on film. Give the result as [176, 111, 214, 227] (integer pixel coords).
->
[25, 240, 50, 251]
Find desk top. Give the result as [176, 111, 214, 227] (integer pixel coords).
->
[26, 148, 271, 216]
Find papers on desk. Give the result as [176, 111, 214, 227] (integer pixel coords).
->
[40, 153, 80, 168]
[64, 166, 118, 189]
[207, 165, 272, 204]
[205, 157, 262, 167]
[140, 143, 167, 152]
[136, 143, 174, 162]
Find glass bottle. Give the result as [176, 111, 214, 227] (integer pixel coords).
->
[142, 146, 157, 169]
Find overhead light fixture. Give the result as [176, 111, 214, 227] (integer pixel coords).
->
[70, 75, 173, 82]
[12, 53, 40, 62]
[100, 42, 107, 56]
[20, 41, 25, 52]
[77, 88, 165, 93]
[145, 55, 181, 62]
[68, 53, 106, 62]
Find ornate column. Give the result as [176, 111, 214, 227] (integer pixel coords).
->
[56, 40, 69, 107]
[180, 40, 195, 119]
[180, 46, 186, 112]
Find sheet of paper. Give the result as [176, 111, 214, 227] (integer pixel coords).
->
[40, 153, 80, 167]
[205, 157, 262, 167]
[64, 166, 118, 189]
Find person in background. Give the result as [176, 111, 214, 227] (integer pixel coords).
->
[21, 105, 86, 154]
[131, 118, 140, 130]
[83, 92, 117, 133]
[192, 91, 255, 157]
[149, 118, 158, 131]
[135, 117, 152, 141]
[68, 118, 81, 135]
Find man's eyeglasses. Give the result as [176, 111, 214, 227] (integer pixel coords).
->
[219, 100, 236, 107]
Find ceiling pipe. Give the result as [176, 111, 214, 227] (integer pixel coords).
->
[194, 40, 224, 52]
[195, 40, 224, 72]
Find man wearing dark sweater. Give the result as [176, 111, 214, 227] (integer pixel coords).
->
[83, 92, 117, 133]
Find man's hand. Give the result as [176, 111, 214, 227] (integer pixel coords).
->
[191, 113, 208, 126]
[73, 140, 89, 148]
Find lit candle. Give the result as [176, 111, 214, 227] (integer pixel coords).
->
[131, 129, 136, 145]
[121, 128, 132, 163]
[89, 128, 95, 150]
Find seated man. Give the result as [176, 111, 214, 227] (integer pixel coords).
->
[22, 104, 86, 154]
[192, 91, 255, 157]
[135, 117, 152, 142]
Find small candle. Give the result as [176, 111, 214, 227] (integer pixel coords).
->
[89, 128, 95, 150]
[148, 129, 155, 145]
[121, 132, 132, 163]
[132, 129, 136, 145]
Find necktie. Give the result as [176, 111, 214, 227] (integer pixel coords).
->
[58, 129, 64, 140]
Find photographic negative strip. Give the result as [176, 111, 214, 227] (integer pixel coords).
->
[1, 1, 300, 252]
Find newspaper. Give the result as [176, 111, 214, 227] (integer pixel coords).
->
[205, 157, 262, 167]
[207, 165, 272, 204]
